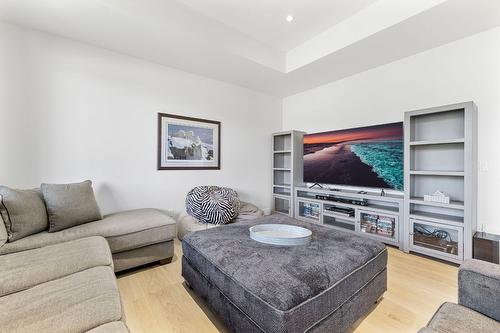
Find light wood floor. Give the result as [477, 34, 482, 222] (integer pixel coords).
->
[117, 239, 458, 333]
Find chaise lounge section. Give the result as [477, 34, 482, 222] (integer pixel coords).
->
[0, 208, 176, 272]
[0, 237, 128, 333]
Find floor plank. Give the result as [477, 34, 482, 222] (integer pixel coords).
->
[117, 240, 457, 333]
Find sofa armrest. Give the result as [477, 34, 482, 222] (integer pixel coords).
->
[458, 259, 500, 321]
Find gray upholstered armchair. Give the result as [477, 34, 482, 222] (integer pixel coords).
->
[419, 259, 500, 333]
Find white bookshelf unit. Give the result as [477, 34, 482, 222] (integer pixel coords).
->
[404, 102, 477, 264]
[272, 131, 305, 216]
[294, 186, 405, 250]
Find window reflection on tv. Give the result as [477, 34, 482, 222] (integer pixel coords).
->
[303, 122, 404, 191]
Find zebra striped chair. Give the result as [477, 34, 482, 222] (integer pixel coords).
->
[178, 186, 263, 240]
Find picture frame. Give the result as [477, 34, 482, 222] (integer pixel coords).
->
[157, 113, 221, 170]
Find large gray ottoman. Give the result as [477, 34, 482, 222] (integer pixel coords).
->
[182, 214, 387, 333]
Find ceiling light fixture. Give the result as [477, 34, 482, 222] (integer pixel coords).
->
[286, 15, 294, 22]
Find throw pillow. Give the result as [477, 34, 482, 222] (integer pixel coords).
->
[0, 199, 7, 247]
[41, 180, 102, 232]
[0, 187, 49, 242]
[186, 186, 240, 225]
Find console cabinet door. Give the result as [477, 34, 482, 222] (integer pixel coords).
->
[359, 211, 399, 243]
[295, 199, 322, 224]
[410, 219, 463, 262]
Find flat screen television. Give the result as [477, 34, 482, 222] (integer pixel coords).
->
[303, 122, 404, 191]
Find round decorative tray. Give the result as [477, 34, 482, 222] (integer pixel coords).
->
[249, 224, 312, 246]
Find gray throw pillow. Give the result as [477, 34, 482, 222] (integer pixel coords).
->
[41, 180, 102, 232]
[0, 187, 49, 242]
[0, 202, 7, 247]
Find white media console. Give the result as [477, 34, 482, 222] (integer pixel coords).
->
[294, 186, 406, 251]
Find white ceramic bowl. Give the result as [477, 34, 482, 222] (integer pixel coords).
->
[249, 224, 312, 246]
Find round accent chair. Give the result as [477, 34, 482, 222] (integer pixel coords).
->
[178, 186, 264, 240]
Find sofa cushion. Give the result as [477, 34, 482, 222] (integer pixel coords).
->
[177, 214, 220, 240]
[424, 302, 500, 333]
[0, 236, 112, 297]
[0, 209, 176, 255]
[41, 180, 102, 232]
[0, 187, 48, 241]
[86, 322, 129, 333]
[0, 266, 123, 333]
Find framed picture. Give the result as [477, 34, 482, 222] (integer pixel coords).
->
[157, 113, 221, 170]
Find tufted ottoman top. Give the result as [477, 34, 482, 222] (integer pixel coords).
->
[182, 214, 387, 333]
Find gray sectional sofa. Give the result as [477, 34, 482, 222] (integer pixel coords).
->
[0, 208, 176, 272]
[0, 181, 177, 333]
[419, 259, 500, 333]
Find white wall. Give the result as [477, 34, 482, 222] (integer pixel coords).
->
[283, 27, 500, 234]
[0, 23, 282, 215]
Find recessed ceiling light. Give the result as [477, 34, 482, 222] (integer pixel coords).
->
[286, 15, 294, 22]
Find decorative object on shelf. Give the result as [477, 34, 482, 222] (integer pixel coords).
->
[380, 189, 386, 197]
[424, 190, 450, 204]
[249, 224, 312, 246]
[158, 113, 220, 170]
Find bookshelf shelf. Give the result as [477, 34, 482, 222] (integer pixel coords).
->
[409, 197, 465, 209]
[409, 170, 464, 177]
[409, 211, 464, 226]
[323, 211, 357, 222]
[409, 139, 465, 146]
[271, 131, 305, 216]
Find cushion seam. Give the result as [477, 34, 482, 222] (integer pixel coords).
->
[105, 224, 175, 239]
[1, 262, 115, 297]
[111, 239, 173, 255]
[459, 268, 500, 283]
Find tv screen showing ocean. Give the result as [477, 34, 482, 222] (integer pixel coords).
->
[303, 122, 404, 191]
[350, 140, 403, 191]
